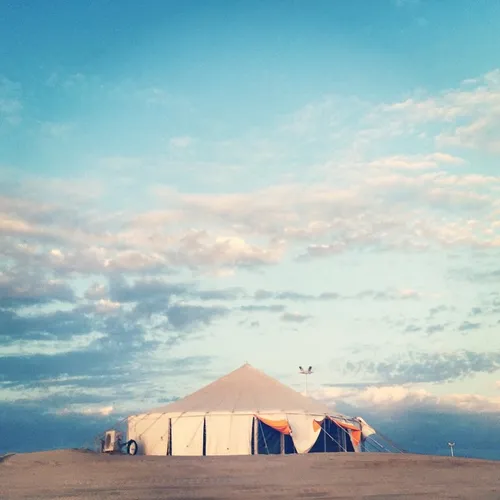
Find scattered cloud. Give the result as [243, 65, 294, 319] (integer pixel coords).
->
[57, 405, 114, 417]
[425, 323, 447, 335]
[0, 308, 93, 343]
[404, 324, 421, 333]
[0, 272, 75, 308]
[377, 69, 500, 153]
[84, 283, 108, 301]
[252, 288, 422, 302]
[2, 61, 500, 459]
[342, 349, 500, 384]
[367, 152, 465, 171]
[315, 384, 500, 414]
[240, 304, 286, 312]
[280, 311, 311, 323]
[428, 305, 453, 317]
[355, 289, 422, 300]
[458, 321, 481, 332]
[164, 304, 228, 331]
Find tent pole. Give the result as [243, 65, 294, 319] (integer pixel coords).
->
[321, 426, 347, 452]
[323, 421, 326, 452]
[167, 418, 172, 456]
[253, 417, 258, 455]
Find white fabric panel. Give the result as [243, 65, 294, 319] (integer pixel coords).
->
[171, 415, 205, 456]
[357, 417, 377, 439]
[287, 414, 322, 454]
[127, 413, 169, 456]
[205, 414, 254, 456]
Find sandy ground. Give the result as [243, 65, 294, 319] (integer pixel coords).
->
[1, 449, 499, 500]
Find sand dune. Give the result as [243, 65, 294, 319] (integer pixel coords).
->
[1, 449, 499, 499]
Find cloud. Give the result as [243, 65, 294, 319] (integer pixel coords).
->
[428, 305, 453, 317]
[0, 351, 212, 409]
[439, 116, 500, 153]
[2, 143, 499, 278]
[0, 356, 213, 453]
[404, 324, 421, 333]
[3, 66, 500, 458]
[196, 288, 246, 300]
[57, 405, 114, 417]
[458, 321, 481, 332]
[254, 289, 340, 301]
[240, 304, 286, 312]
[0, 308, 93, 343]
[164, 304, 228, 331]
[166, 234, 286, 269]
[468, 268, 500, 282]
[252, 288, 420, 302]
[108, 276, 189, 304]
[0, 349, 119, 386]
[0, 403, 115, 454]
[280, 311, 311, 323]
[367, 153, 465, 171]
[0, 275, 235, 407]
[342, 349, 500, 384]
[470, 307, 483, 316]
[316, 383, 500, 415]
[425, 323, 447, 335]
[355, 289, 422, 301]
[79, 299, 121, 315]
[84, 283, 108, 301]
[313, 381, 500, 458]
[378, 69, 500, 153]
[0, 272, 75, 308]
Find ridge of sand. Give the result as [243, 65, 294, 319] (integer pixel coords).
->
[1, 449, 499, 499]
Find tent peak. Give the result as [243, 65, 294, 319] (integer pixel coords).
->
[147, 362, 332, 415]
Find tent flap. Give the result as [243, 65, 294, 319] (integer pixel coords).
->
[356, 417, 377, 439]
[287, 414, 322, 454]
[255, 414, 292, 435]
[330, 417, 362, 450]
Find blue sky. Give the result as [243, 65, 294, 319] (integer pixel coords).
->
[1, 0, 500, 459]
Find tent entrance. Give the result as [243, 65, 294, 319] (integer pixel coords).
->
[252, 417, 295, 455]
[309, 418, 355, 453]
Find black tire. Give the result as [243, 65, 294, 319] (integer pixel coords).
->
[127, 439, 138, 456]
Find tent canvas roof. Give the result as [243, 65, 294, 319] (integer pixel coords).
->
[147, 363, 334, 415]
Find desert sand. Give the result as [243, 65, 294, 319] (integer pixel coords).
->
[1, 449, 499, 499]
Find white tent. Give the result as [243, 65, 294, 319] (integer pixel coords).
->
[127, 363, 375, 456]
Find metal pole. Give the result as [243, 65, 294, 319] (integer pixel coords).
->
[299, 366, 313, 396]
[448, 442, 455, 457]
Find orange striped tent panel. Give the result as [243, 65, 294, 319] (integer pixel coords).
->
[329, 417, 362, 447]
[313, 419, 325, 432]
[255, 416, 292, 435]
